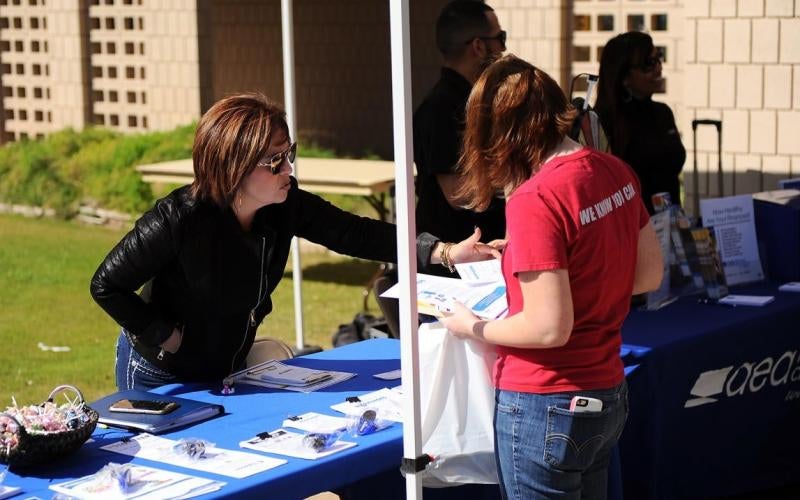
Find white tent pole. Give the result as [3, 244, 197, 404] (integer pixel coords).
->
[389, 0, 423, 499]
[281, 0, 305, 351]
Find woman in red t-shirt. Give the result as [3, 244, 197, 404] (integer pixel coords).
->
[441, 55, 663, 499]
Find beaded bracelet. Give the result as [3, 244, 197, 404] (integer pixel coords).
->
[440, 242, 456, 273]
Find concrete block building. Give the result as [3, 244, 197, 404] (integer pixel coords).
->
[1, 0, 798, 207]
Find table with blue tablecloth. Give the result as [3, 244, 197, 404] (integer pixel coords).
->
[619, 281, 800, 499]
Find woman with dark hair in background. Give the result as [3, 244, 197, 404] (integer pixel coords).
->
[91, 92, 498, 391]
[441, 55, 663, 499]
[595, 31, 686, 214]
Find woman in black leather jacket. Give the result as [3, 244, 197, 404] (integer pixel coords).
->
[91, 93, 496, 390]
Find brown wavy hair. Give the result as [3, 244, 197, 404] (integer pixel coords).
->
[458, 55, 576, 210]
[191, 92, 289, 207]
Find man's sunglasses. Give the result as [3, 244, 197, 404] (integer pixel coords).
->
[636, 51, 664, 73]
[467, 30, 507, 48]
[257, 142, 297, 174]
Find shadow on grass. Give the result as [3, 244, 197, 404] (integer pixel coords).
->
[284, 259, 381, 286]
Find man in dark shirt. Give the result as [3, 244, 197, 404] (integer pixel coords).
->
[414, 1, 506, 275]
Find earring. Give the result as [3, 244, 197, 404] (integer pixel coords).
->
[235, 191, 243, 213]
[622, 85, 633, 103]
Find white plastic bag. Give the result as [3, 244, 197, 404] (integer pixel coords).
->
[417, 322, 498, 487]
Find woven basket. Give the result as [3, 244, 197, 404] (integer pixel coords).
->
[0, 385, 98, 469]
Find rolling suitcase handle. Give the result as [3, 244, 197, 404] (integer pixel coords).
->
[691, 119, 722, 218]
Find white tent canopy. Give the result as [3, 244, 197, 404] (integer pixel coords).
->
[279, 0, 425, 497]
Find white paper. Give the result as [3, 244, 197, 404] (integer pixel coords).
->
[381, 273, 507, 320]
[239, 429, 356, 460]
[226, 361, 356, 393]
[330, 387, 404, 422]
[49, 463, 225, 499]
[718, 294, 775, 307]
[778, 282, 800, 292]
[700, 195, 764, 286]
[0, 485, 21, 500]
[282, 412, 349, 434]
[455, 259, 503, 284]
[244, 360, 333, 386]
[373, 369, 402, 380]
[100, 433, 286, 479]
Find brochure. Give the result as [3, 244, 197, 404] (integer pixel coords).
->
[380, 273, 508, 319]
[90, 390, 224, 434]
[690, 227, 729, 300]
[225, 360, 355, 393]
[244, 360, 332, 387]
[239, 429, 357, 460]
[718, 295, 775, 307]
[49, 463, 225, 499]
[700, 195, 765, 285]
[100, 433, 286, 479]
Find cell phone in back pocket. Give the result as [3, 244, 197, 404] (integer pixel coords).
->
[108, 398, 179, 415]
[569, 396, 603, 413]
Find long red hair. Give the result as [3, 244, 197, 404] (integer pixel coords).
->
[458, 55, 576, 210]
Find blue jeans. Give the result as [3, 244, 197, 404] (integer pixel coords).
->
[115, 330, 179, 391]
[494, 382, 628, 500]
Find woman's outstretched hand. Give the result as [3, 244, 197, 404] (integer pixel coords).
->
[448, 227, 504, 264]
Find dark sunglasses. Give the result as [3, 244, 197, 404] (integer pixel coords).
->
[636, 51, 664, 73]
[257, 142, 296, 174]
[467, 30, 507, 48]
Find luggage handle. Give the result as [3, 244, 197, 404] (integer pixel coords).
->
[691, 119, 723, 218]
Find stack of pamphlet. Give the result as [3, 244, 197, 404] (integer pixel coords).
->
[227, 359, 355, 392]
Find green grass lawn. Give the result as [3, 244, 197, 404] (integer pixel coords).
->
[0, 213, 382, 406]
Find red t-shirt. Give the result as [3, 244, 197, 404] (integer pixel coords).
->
[495, 148, 649, 393]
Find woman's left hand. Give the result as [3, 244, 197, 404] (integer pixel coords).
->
[450, 227, 504, 263]
[440, 301, 484, 341]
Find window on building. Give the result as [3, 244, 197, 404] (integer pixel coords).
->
[14, 40, 23, 51]
[138, 17, 143, 30]
[13, 17, 23, 29]
[44, 40, 48, 52]
[0, 0, 7, 6]
[107, 66, 117, 78]
[105, 0, 114, 4]
[46, 87, 50, 98]
[124, 17, 134, 30]
[0, 63, 10, 74]
[30, 17, 39, 29]
[15, 63, 24, 75]
[16, 86, 26, 97]
[92, 66, 103, 78]
[34, 110, 44, 122]
[126, 91, 136, 103]
[139, 67, 145, 79]
[3, 132, 15, 142]
[123, 0, 132, 4]
[93, 114, 105, 125]
[597, 15, 614, 31]
[19, 132, 29, 140]
[91, 41, 102, 54]
[2, 87, 11, 97]
[0, 41, 9, 51]
[128, 115, 137, 127]
[108, 90, 118, 102]
[651, 14, 667, 31]
[106, 42, 116, 54]
[90, 17, 100, 29]
[142, 116, 148, 129]
[44, 64, 49, 76]
[656, 46, 667, 63]
[92, 90, 104, 102]
[573, 45, 591, 62]
[109, 114, 119, 126]
[19, 109, 28, 121]
[33, 87, 42, 98]
[139, 42, 144, 55]
[4, 109, 14, 120]
[627, 14, 645, 31]
[31, 40, 40, 52]
[29, 0, 37, 4]
[574, 14, 591, 31]
[105, 17, 115, 29]
[125, 42, 135, 54]
[47, 110, 51, 122]
[140, 91, 146, 104]
[32, 64, 41, 75]
[0, 19, 8, 29]
[13, 0, 22, 3]
[125, 66, 135, 79]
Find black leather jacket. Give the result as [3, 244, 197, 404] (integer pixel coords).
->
[90, 178, 438, 381]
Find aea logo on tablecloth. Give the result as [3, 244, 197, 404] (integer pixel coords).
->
[684, 350, 800, 408]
